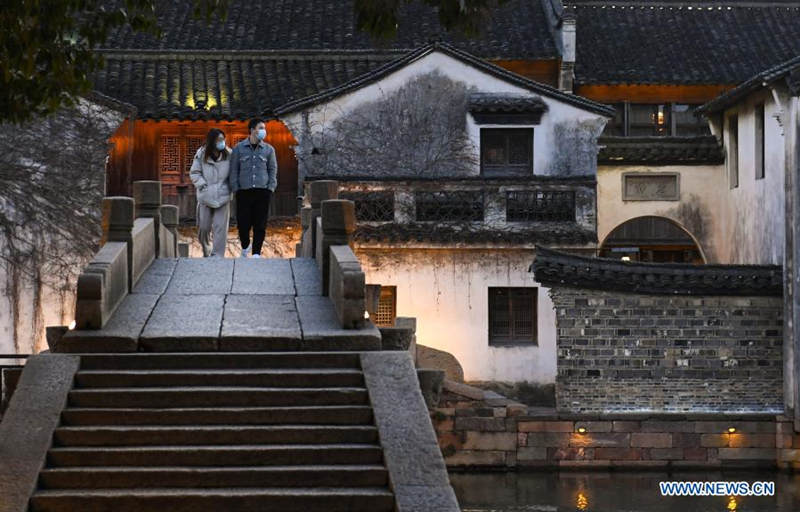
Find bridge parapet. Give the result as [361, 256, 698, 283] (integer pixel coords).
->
[74, 181, 176, 330]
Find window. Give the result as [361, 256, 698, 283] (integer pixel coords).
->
[755, 104, 765, 180]
[601, 103, 710, 136]
[480, 128, 533, 176]
[506, 191, 575, 222]
[339, 191, 395, 222]
[415, 191, 484, 222]
[488, 287, 537, 346]
[672, 104, 709, 136]
[372, 286, 396, 327]
[629, 104, 669, 136]
[729, 115, 739, 188]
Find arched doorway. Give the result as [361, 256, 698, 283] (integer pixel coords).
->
[600, 216, 705, 264]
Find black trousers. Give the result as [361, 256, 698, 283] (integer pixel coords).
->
[236, 188, 271, 255]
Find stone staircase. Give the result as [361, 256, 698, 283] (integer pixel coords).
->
[29, 352, 395, 512]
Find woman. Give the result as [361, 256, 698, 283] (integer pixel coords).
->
[190, 128, 232, 257]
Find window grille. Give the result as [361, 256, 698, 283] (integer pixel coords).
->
[506, 191, 575, 222]
[480, 128, 533, 176]
[488, 287, 537, 345]
[415, 191, 484, 222]
[340, 191, 395, 222]
[372, 286, 397, 327]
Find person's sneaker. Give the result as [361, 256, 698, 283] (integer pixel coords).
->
[252, 254, 261, 259]
[240, 245, 250, 258]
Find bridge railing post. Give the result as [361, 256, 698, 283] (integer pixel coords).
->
[100, 196, 135, 292]
[317, 199, 355, 296]
[307, 180, 338, 258]
[133, 180, 162, 256]
[159, 204, 179, 258]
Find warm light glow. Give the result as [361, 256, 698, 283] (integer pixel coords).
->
[727, 495, 737, 511]
[727, 427, 736, 434]
[364, 310, 370, 319]
[68, 320, 76, 330]
[657, 110, 665, 124]
[576, 492, 589, 511]
[621, 256, 631, 262]
[577, 427, 587, 434]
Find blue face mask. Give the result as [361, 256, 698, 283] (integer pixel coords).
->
[256, 128, 266, 140]
[215, 140, 226, 151]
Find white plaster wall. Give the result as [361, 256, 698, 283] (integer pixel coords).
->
[717, 90, 786, 264]
[283, 50, 606, 179]
[0, 263, 76, 354]
[357, 248, 557, 383]
[597, 164, 726, 262]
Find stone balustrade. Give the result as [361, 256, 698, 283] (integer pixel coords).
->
[74, 181, 177, 330]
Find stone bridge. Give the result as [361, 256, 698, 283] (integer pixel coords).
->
[0, 181, 458, 512]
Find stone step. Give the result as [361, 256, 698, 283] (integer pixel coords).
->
[61, 406, 374, 426]
[47, 444, 384, 467]
[30, 487, 395, 512]
[39, 465, 389, 489]
[67, 387, 369, 408]
[74, 369, 365, 388]
[77, 352, 362, 370]
[54, 425, 379, 446]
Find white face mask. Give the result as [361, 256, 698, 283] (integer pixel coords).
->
[256, 128, 266, 140]
[215, 140, 226, 151]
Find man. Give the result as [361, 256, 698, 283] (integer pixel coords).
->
[229, 118, 278, 258]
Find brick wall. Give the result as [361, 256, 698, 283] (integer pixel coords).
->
[433, 385, 800, 470]
[550, 290, 783, 413]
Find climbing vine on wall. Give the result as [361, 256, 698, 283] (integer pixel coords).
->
[0, 97, 125, 352]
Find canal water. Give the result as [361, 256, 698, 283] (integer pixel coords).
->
[450, 471, 800, 512]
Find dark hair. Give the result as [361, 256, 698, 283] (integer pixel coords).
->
[204, 128, 228, 162]
[248, 118, 265, 132]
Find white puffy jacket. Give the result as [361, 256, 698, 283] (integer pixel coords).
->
[189, 146, 232, 208]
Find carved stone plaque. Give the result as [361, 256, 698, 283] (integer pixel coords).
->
[622, 173, 680, 201]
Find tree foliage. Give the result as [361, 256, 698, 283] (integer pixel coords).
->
[0, 0, 229, 124]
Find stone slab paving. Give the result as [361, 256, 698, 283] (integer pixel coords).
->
[60, 257, 379, 352]
[132, 258, 177, 294]
[139, 294, 226, 351]
[220, 295, 302, 351]
[232, 259, 295, 295]
[291, 258, 323, 296]
[164, 258, 233, 295]
[295, 296, 381, 350]
[60, 294, 160, 352]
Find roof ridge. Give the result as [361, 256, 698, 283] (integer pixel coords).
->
[274, 41, 615, 117]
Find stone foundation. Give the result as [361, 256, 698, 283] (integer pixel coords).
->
[433, 381, 800, 471]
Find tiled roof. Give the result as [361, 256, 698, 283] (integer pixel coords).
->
[92, 51, 396, 120]
[354, 223, 597, 246]
[597, 136, 725, 165]
[697, 54, 800, 114]
[468, 93, 548, 113]
[570, 1, 800, 85]
[101, 0, 559, 60]
[274, 42, 616, 117]
[531, 246, 783, 296]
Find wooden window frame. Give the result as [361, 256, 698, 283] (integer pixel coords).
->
[480, 128, 534, 177]
[488, 287, 538, 347]
[372, 286, 397, 327]
[729, 114, 739, 189]
[755, 104, 765, 180]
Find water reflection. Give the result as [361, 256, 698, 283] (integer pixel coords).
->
[450, 471, 800, 512]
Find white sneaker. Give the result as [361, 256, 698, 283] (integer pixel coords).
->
[252, 254, 261, 259]
[240, 245, 250, 258]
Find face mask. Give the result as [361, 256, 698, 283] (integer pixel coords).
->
[256, 128, 266, 140]
[215, 140, 226, 151]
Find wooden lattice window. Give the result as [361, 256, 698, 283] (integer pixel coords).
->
[480, 128, 533, 176]
[488, 287, 537, 346]
[415, 191, 484, 222]
[372, 286, 397, 327]
[159, 136, 182, 177]
[506, 191, 575, 222]
[340, 191, 395, 222]
[184, 136, 205, 171]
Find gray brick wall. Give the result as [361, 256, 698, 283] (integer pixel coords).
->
[550, 289, 783, 413]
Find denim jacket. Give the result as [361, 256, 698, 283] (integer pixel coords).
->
[229, 139, 278, 193]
